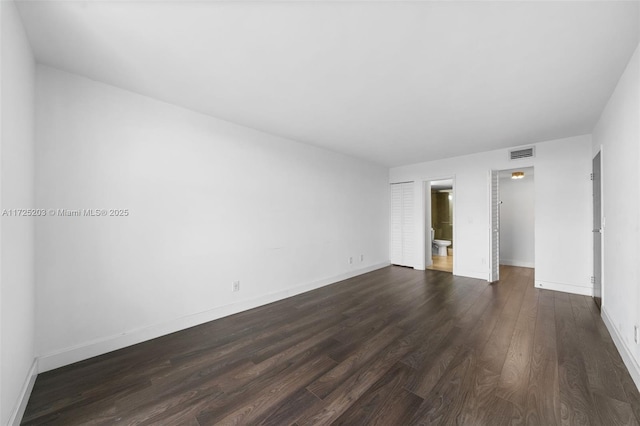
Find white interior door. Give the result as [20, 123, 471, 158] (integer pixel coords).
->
[489, 170, 500, 282]
[593, 152, 602, 309]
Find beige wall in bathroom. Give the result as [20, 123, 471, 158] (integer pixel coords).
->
[431, 191, 453, 242]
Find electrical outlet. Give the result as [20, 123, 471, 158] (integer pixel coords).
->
[360, 254, 364, 262]
[348, 257, 353, 264]
[232, 281, 240, 292]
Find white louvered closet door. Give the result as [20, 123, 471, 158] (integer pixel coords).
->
[489, 171, 500, 282]
[390, 184, 403, 265]
[401, 183, 415, 266]
[390, 182, 415, 267]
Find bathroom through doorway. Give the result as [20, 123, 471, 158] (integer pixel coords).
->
[425, 178, 455, 273]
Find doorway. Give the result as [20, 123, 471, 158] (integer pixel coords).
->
[426, 178, 454, 273]
[489, 167, 535, 282]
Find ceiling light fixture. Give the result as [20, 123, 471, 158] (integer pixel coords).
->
[511, 171, 525, 179]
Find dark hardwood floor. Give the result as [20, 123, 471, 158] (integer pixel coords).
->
[22, 266, 640, 425]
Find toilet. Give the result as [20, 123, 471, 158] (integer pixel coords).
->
[431, 229, 451, 256]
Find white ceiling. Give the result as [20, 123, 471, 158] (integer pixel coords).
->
[16, 1, 640, 167]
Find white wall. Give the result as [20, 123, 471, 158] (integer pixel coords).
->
[389, 135, 592, 296]
[0, 1, 37, 424]
[35, 66, 390, 371]
[534, 137, 593, 295]
[592, 43, 640, 390]
[499, 170, 534, 268]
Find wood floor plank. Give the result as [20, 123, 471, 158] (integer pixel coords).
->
[306, 324, 403, 399]
[476, 269, 527, 375]
[592, 391, 640, 426]
[575, 295, 640, 425]
[117, 336, 339, 424]
[567, 295, 639, 426]
[569, 295, 626, 400]
[554, 295, 602, 425]
[200, 354, 336, 425]
[21, 265, 640, 425]
[404, 326, 466, 398]
[449, 268, 529, 424]
[496, 281, 539, 408]
[526, 343, 560, 425]
[331, 362, 421, 426]
[297, 337, 414, 425]
[480, 394, 526, 426]
[407, 345, 478, 425]
[258, 388, 321, 426]
[525, 295, 561, 426]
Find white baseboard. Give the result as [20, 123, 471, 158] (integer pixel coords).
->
[534, 280, 593, 296]
[601, 306, 640, 393]
[454, 269, 488, 281]
[8, 358, 38, 426]
[37, 262, 390, 373]
[500, 259, 535, 268]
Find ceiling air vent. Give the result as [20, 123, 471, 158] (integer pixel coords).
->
[509, 147, 535, 160]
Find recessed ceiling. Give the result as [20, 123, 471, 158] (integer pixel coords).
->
[499, 166, 534, 180]
[16, 1, 640, 167]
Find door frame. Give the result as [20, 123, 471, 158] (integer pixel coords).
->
[420, 176, 456, 273]
[488, 166, 536, 283]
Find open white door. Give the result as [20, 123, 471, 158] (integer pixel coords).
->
[489, 170, 500, 282]
[424, 181, 433, 268]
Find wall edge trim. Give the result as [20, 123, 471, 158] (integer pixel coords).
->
[454, 269, 488, 281]
[534, 280, 593, 296]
